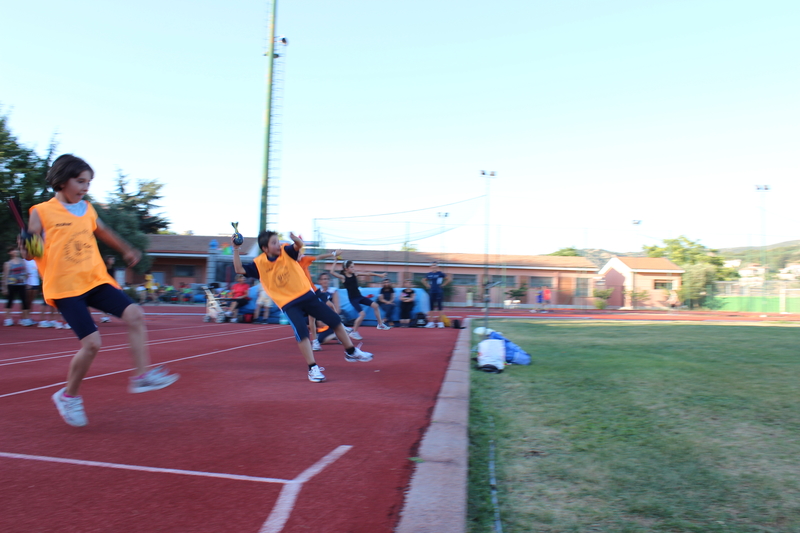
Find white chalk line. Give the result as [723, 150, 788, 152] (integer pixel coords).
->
[258, 445, 353, 533]
[0, 445, 353, 533]
[0, 335, 294, 399]
[0, 327, 282, 366]
[0, 323, 278, 346]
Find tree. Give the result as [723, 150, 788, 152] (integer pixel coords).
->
[680, 263, 719, 309]
[108, 170, 170, 234]
[643, 236, 739, 281]
[400, 241, 418, 252]
[505, 284, 528, 301]
[593, 287, 614, 309]
[93, 202, 152, 274]
[0, 113, 54, 263]
[549, 247, 580, 256]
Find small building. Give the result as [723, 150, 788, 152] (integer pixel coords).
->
[598, 257, 684, 309]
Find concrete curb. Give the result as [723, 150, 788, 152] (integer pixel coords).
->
[395, 319, 471, 533]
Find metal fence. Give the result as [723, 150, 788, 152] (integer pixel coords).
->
[713, 280, 800, 313]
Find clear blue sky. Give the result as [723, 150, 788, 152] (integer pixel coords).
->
[2, 0, 798, 256]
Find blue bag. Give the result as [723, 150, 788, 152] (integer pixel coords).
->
[488, 331, 532, 365]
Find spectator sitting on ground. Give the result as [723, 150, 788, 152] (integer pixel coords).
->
[226, 275, 251, 321]
[253, 283, 272, 323]
[399, 280, 416, 327]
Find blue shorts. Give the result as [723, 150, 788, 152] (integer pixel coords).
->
[55, 284, 135, 340]
[348, 296, 374, 314]
[284, 292, 342, 342]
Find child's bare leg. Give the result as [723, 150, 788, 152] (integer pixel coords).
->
[333, 324, 355, 350]
[297, 338, 317, 365]
[121, 304, 149, 375]
[353, 311, 365, 331]
[371, 303, 384, 326]
[65, 332, 102, 396]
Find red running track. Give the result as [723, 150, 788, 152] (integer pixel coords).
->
[0, 314, 458, 533]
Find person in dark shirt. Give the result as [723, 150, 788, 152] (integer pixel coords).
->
[399, 280, 416, 327]
[421, 261, 450, 328]
[377, 278, 396, 327]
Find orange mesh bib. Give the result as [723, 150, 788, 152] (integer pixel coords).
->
[253, 250, 314, 308]
[32, 199, 118, 306]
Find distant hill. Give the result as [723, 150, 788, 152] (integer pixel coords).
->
[573, 239, 800, 270]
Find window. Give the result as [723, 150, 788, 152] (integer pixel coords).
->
[412, 273, 427, 286]
[452, 274, 477, 286]
[174, 265, 195, 277]
[575, 278, 589, 297]
[384, 272, 398, 284]
[529, 276, 553, 288]
[654, 280, 673, 290]
[491, 275, 516, 285]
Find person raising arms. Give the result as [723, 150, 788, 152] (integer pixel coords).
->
[329, 258, 390, 340]
[232, 231, 374, 383]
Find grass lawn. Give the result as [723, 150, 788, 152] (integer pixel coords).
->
[468, 320, 800, 533]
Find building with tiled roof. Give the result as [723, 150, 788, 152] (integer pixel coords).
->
[134, 235, 601, 308]
[598, 256, 685, 309]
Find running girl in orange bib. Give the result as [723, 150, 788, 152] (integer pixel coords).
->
[22, 154, 179, 427]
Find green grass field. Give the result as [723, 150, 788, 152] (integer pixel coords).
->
[468, 320, 800, 533]
[716, 296, 800, 314]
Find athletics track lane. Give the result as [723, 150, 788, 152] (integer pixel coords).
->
[0, 315, 458, 532]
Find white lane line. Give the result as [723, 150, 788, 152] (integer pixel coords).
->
[0, 451, 291, 484]
[0, 336, 294, 399]
[259, 445, 353, 533]
[1, 445, 353, 533]
[0, 323, 283, 348]
[0, 328, 280, 366]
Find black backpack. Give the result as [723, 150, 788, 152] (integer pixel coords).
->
[412, 312, 427, 328]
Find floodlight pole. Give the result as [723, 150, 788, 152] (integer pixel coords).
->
[259, 0, 279, 231]
[481, 170, 496, 336]
[756, 186, 770, 310]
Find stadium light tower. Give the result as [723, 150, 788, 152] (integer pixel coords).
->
[481, 170, 496, 313]
[756, 185, 770, 282]
[260, 0, 279, 231]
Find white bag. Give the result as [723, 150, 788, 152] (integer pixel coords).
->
[476, 339, 505, 373]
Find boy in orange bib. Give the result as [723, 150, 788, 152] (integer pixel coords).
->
[23, 154, 179, 427]
[233, 231, 374, 383]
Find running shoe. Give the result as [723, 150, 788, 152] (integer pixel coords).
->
[129, 366, 180, 393]
[3, 319, 14, 327]
[437, 322, 445, 328]
[38, 320, 53, 328]
[52, 388, 88, 427]
[345, 346, 373, 362]
[311, 339, 322, 351]
[100, 316, 111, 323]
[308, 365, 326, 383]
[376, 323, 391, 331]
[20, 319, 37, 327]
[349, 330, 363, 340]
[424, 322, 436, 328]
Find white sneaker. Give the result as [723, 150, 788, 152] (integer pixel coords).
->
[344, 326, 353, 334]
[100, 316, 111, 323]
[345, 346, 373, 362]
[377, 323, 391, 330]
[20, 318, 36, 327]
[129, 366, 179, 393]
[311, 339, 322, 351]
[52, 388, 88, 427]
[349, 330, 363, 340]
[437, 322, 445, 328]
[38, 320, 53, 328]
[308, 365, 326, 382]
[3, 319, 14, 327]
[62, 323, 71, 330]
[424, 322, 436, 328]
